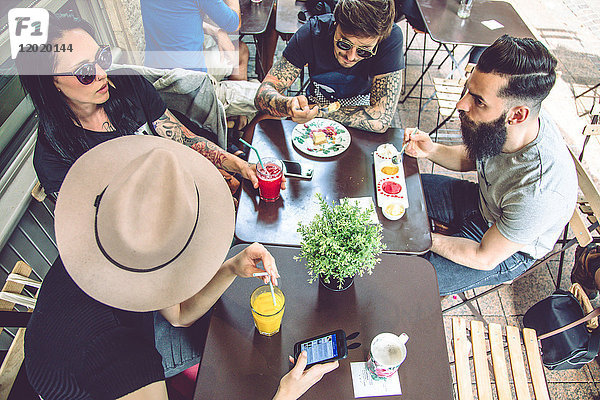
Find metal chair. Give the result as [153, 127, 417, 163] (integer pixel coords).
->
[428, 63, 475, 143]
[579, 98, 599, 161]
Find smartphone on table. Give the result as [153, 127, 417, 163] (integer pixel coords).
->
[282, 160, 314, 179]
[293, 329, 348, 366]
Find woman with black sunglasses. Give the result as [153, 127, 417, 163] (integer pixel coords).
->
[15, 12, 280, 197]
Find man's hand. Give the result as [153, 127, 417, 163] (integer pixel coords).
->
[273, 351, 339, 400]
[289, 95, 319, 124]
[223, 242, 279, 285]
[404, 127, 435, 158]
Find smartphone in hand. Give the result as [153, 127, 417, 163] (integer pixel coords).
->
[293, 329, 348, 366]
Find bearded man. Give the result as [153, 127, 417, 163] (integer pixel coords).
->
[404, 35, 577, 296]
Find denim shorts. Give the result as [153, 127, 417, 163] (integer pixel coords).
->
[421, 174, 534, 296]
[154, 309, 211, 378]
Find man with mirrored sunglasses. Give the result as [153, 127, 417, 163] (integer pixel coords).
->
[255, 0, 404, 133]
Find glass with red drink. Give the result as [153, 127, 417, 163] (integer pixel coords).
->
[257, 158, 283, 202]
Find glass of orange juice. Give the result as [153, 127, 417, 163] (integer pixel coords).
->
[250, 285, 285, 336]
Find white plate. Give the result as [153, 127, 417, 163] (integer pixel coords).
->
[291, 118, 351, 158]
[373, 145, 409, 213]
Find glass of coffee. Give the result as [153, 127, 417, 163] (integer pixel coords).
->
[366, 332, 409, 380]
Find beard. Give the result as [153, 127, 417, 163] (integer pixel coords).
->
[459, 110, 508, 161]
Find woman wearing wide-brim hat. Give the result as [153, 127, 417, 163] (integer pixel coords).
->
[24, 135, 337, 400]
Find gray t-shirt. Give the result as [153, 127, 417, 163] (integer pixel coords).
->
[477, 111, 577, 259]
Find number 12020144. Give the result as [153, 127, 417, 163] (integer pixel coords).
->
[19, 43, 73, 53]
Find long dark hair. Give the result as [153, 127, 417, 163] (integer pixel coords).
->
[15, 12, 139, 163]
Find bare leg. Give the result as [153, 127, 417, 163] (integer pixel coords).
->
[228, 41, 249, 81]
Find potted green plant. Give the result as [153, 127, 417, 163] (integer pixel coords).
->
[296, 193, 385, 291]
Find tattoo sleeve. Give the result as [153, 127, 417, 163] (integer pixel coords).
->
[152, 109, 228, 169]
[254, 57, 302, 117]
[323, 70, 403, 133]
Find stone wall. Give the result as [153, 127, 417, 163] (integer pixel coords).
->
[101, 0, 145, 64]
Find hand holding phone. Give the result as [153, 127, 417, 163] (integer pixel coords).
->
[275, 351, 338, 400]
[293, 329, 348, 366]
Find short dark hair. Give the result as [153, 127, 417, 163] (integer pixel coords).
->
[476, 35, 557, 113]
[334, 0, 395, 39]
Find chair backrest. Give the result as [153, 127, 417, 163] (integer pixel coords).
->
[0, 261, 41, 400]
[452, 317, 550, 400]
[582, 99, 599, 136]
[568, 147, 600, 247]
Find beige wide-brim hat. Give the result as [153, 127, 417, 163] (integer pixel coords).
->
[55, 135, 235, 312]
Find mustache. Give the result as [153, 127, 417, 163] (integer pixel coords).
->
[458, 110, 473, 127]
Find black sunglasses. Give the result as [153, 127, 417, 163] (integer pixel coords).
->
[335, 38, 378, 59]
[55, 45, 112, 85]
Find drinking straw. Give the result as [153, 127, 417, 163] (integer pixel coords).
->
[268, 278, 277, 306]
[253, 272, 277, 306]
[239, 138, 264, 169]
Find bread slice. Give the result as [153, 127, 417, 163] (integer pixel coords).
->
[312, 131, 327, 145]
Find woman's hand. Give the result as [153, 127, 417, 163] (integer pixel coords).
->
[223, 242, 279, 285]
[273, 351, 339, 400]
[237, 159, 287, 190]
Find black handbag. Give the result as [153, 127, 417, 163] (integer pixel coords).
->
[523, 289, 600, 370]
[523, 246, 600, 370]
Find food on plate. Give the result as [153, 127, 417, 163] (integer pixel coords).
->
[306, 124, 338, 146]
[312, 130, 327, 145]
[381, 164, 399, 175]
[376, 143, 398, 158]
[381, 181, 402, 195]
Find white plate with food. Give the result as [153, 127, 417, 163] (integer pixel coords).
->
[291, 118, 351, 157]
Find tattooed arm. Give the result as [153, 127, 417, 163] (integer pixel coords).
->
[152, 109, 263, 187]
[255, 57, 319, 123]
[320, 70, 403, 133]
